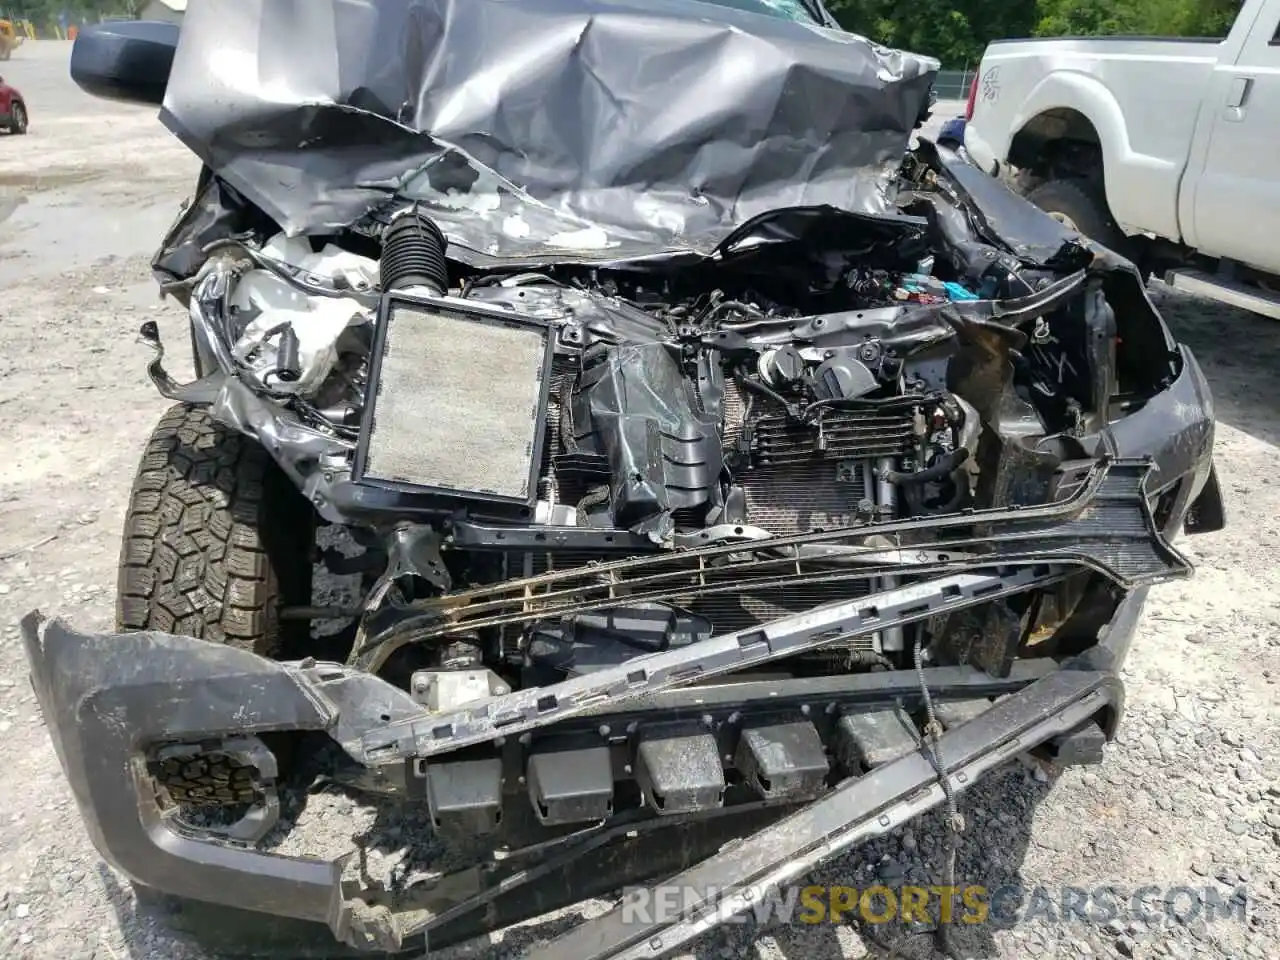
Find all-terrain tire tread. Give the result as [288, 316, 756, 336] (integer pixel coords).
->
[155, 754, 259, 806]
[116, 403, 303, 656]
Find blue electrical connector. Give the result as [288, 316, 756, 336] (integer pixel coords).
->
[942, 281, 979, 301]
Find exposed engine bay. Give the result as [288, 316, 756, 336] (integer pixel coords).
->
[28, 2, 1223, 955]
[150, 146, 1159, 684]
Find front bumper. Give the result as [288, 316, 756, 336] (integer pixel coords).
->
[530, 664, 1124, 960]
[24, 585, 1145, 956]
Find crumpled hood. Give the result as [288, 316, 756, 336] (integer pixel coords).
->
[160, 0, 938, 261]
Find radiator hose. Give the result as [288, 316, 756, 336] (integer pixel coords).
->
[882, 447, 970, 516]
[381, 209, 450, 295]
[881, 447, 969, 486]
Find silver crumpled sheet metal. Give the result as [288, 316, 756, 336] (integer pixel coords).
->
[159, 0, 938, 262]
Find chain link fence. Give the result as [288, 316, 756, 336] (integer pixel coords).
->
[933, 67, 978, 102]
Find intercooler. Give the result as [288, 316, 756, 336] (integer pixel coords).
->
[354, 294, 555, 504]
[739, 461, 872, 534]
[722, 379, 914, 535]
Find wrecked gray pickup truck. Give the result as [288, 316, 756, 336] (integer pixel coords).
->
[27, 0, 1224, 955]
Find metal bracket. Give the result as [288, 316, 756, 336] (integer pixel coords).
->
[358, 565, 1065, 764]
[360, 459, 1187, 651]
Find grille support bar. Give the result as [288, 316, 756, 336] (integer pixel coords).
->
[351, 459, 1187, 673]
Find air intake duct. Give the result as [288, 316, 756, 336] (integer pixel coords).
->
[381, 210, 449, 295]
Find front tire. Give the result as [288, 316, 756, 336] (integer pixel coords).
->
[117, 403, 314, 656]
[118, 406, 405, 955]
[1025, 177, 1130, 258]
[9, 102, 26, 134]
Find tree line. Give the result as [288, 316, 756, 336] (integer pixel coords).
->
[2, 1, 144, 26]
[2, 0, 1247, 67]
[826, 0, 1243, 66]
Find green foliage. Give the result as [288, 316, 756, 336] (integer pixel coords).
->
[2, 1, 143, 29]
[2, 0, 1246, 67]
[827, 1, 1038, 67]
[826, 0, 1244, 66]
[1032, 0, 1240, 39]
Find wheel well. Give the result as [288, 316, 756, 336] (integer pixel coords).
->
[1009, 108, 1103, 180]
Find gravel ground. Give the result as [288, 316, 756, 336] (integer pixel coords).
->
[0, 40, 1277, 960]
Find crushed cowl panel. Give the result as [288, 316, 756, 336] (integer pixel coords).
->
[158, 0, 938, 258]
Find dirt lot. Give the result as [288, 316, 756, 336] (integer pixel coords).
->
[0, 39, 1277, 960]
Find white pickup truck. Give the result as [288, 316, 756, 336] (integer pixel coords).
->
[964, 0, 1280, 318]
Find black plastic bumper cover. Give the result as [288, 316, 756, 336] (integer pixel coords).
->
[21, 604, 1136, 954]
[21, 614, 346, 928]
[528, 666, 1121, 959]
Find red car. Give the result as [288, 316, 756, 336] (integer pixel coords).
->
[0, 75, 27, 134]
